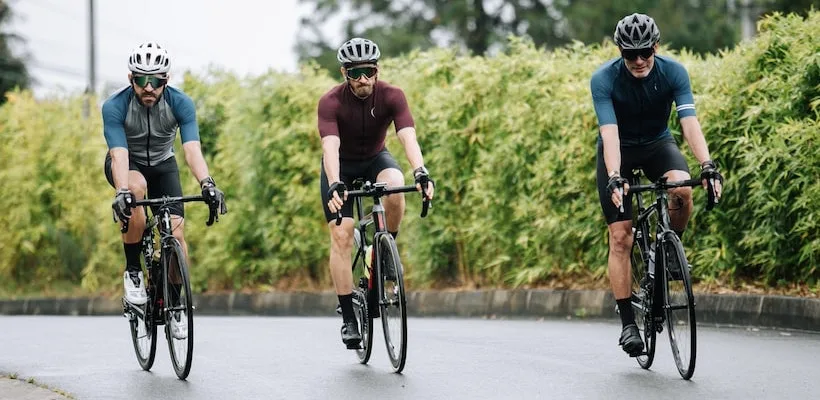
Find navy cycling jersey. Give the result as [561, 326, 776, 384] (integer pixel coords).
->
[590, 55, 696, 147]
[102, 85, 200, 166]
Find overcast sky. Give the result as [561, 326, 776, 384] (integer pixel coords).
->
[7, 0, 338, 97]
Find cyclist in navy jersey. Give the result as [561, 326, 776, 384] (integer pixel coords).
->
[589, 14, 724, 357]
[319, 37, 435, 349]
[103, 42, 226, 339]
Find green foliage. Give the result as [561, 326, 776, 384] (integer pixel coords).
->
[0, 11, 818, 294]
[296, 0, 817, 75]
[0, 2, 30, 104]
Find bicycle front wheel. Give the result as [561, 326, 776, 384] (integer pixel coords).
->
[661, 233, 696, 380]
[630, 235, 656, 369]
[353, 285, 373, 364]
[378, 234, 407, 373]
[126, 297, 157, 371]
[163, 239, 194, 380]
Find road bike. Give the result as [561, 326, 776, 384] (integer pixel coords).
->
[628, 171, 717, 380]
[121, 195, 219, 380]
[338, 179, 430, 373]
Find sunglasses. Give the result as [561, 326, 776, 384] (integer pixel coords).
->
[621, 47, 655, 61]
[132, 75, 168, 88]
[346, 66, 378, 80]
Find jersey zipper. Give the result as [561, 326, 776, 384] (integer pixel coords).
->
[146, 107, 151, 167]
[361, 99, 367, 155]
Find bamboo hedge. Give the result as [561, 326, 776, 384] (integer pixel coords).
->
[0, 12, 817, 295]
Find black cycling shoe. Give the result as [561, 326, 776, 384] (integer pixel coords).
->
[341, 320, 362, 349]
[619, 324, 645, 357]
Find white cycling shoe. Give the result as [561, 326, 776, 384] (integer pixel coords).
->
[123, 271, 148, 305]
[171, 311, 188, 339]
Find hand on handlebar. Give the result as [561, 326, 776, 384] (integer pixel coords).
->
[699, 160, 724, 210]
[327, 181, 347, 225]
[112, 188, 135, 232]
[606, 172, 629, 213]
[413, 166, 435, 200]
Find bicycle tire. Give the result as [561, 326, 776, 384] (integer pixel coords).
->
[378, 234, 407, 373]
[163, 239, 194, 380]
[353, 286, 373, 364]
[630, 232, 656, 369]
[127, 296, 157, 371]
[660, 233, 697, 380]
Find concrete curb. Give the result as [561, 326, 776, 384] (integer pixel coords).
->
[1, 290, 818, 332]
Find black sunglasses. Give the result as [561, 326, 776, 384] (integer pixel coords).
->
[346, 66, 378, 80]
[132, 75, 168, 88]
[621, 47, 655, 61]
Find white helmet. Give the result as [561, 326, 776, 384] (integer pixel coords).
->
[128, 41, 171, 75]
[337, 37, 381, 66]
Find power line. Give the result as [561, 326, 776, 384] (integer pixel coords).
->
[26, 0, 211, 61]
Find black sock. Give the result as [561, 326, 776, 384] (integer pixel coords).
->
[616, 298, 635, 328]
[338, 293, 355, 323]
[674, 230, 685, 240]
[123, 242, 142, 272]
[389, 230, 398, 239]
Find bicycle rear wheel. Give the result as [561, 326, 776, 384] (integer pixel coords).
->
[353, 284, 373, 364]
[126, 296, 157, 371]
[163, 239, 194, 380]
[378, 234, 407, 373]
[661, 233, 697, 380]
[630, 234, 656, 369]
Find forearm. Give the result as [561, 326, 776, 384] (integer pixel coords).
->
[680, 117, 711, 165]
[322, 137, 341, 183]
[600, 125, 621, 175]
[397, 127, 424, 170]
[182, 142, 211, 182]
[110, 148, 130, 190]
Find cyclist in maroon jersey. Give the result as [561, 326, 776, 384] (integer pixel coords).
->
[318, 37, 435, 349]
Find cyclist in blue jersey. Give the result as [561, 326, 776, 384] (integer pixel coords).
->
[589, 14, 724, 357]
[103, 42, 226, 339]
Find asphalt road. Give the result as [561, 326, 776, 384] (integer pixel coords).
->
[1, 316, 818, 399]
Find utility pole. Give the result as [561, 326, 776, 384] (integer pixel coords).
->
[740, 0, 757, 41]
[83, 0, 96, 118]
[88, 0, 96, 94]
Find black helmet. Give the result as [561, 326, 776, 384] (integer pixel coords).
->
[614, 13, 660, 49]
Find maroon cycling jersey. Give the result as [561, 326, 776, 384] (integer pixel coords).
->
[318, 80, 415, 160]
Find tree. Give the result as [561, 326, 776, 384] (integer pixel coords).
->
[296, 0, 569, 73]
[559, 0, 740, 54]
[295, 0, 819, 74]
[0, 1, 30, 104]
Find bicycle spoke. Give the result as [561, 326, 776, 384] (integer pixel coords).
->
[163, 240, 194, 380]
[378, 235, 407, 373]
[662, 235, 697, 380]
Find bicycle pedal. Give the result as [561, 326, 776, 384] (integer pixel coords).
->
[346, 341, 362, 350]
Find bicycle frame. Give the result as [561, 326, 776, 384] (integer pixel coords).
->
[631, 173, 701, 317]
[126, 195, 210, 321]
[350, 182, 418, 304]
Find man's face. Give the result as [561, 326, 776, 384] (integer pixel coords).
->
[341, 64, 378, 98]
[129, 73, 168, 106]
[621, 43, 658, 79]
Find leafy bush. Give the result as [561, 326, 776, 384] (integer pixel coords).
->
[0, 11, 817, 295]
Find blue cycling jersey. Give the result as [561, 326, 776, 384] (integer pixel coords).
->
[102, 85, 200, 166]
[590, 55, 696, 147]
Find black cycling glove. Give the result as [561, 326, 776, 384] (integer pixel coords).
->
[112, 188, 135, 222]
[327, 181, 347, 202]
[200, 176, 227, 215]
[606, 173, 627, 195]
[413, 166, 434, 198]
